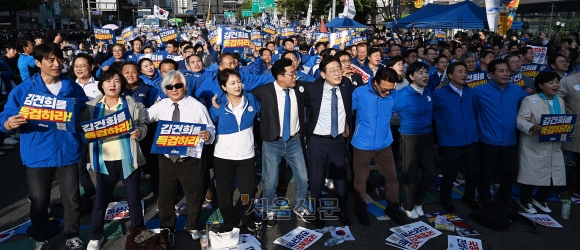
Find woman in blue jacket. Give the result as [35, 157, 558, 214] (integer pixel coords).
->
[393, 62, 437, 219]
[209, 69, 261, 233]
[138, 58, 162, 87]
[95, 44, 124, 79]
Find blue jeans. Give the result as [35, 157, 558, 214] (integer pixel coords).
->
[26, 165, 81, 241]
[262, 134, 308, 213]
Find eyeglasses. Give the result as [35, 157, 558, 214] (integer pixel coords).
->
[74, 64, 89, 69]
[327, 68, 343, 75]
[556, 60, 568, 64]
[165, 83, 184, 90]
[284, 73, 297, 78]
[340, 60, 351, 64]
[379, 86, 395, 94]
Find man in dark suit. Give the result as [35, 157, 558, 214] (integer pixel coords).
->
[251, 58, 311, 227]
[337, 51, 365, 88]
[305, 56, 354, 228]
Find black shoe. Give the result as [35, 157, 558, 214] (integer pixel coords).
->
[313, 216, 325, 229]
[355, 211, 370, 226]
[338, 212, 351, 226]
[266, 212, 277, 227]
[440, 201, 456, 213]
[461, 198, 482, 211]
[384, 208, 406, 225]
[496, 196, 519, 211]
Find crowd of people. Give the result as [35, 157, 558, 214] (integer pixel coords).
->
[0, 26, 579, 250]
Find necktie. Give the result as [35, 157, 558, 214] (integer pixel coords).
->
[169, 103, 180, 163]
[331, 88, 338, 138]
[282, 89, 291, 141]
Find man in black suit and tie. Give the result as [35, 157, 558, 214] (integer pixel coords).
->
[251, 58, 311, 227]
[305, 56, 354, 228]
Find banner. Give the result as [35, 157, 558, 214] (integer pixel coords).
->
[208, 26, 223, 46]
[115, 36, 124, 45]
[19, 91, 76, 132]
[151, 121, 206, 158]
[273, 226, 323, 250]
[329, 30, 351, 49]
[121, 26, 134, 41]
[312, 32, 329, 43]
[506, 0, 521, 30]
[447, 236, 483, 250]
[434, 29, 447, 42]
[539, 114, 576, 142]
[279, 28, 295, 39]
[389, 221, 441, 243]
[498, 12, 508, 35]
[222, 28, 251, 53]
[485, 0, 500, 32]
[262, 23, 277, 35]
[521, 63, 550, 79]
[80, 108, 134, 143]
[519, 213, 563, 228]
[342, 0, 356, 19]
[94, 28, 115, 44]
[467, 71, 490, 88]
[385, 233, 426, 250]
[251, 31, 263, 51]
[137, 53, 164, 68]
[159, 28, 178, 43]
[104, 200, 145, 220]
[528, 45, 548, 64]
[351, 64, 371, 84]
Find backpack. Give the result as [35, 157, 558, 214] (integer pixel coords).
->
[470, 201, 517, 231]
[125, 227, 167, 250]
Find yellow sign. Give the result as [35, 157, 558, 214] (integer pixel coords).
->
[498, 12, 508, 35]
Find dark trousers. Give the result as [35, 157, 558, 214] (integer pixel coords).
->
[213, 157, 256, 231]
[440, 143, 479, 202]
[478, 142, 519, 205]
[353, 146, 399, 213]
[390, 125, 401, 163]
[26, 165, 80, 241]
[90, 161, 143, 240]
[158, 156, 206, 231]
[78, 145, 96, 197]
[400, 133, 437, 211]
[306, 136, 348, 213]
[141, 123, 159, 195]
[520, 184, 554, 204]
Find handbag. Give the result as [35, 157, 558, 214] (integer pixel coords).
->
[209, 227, 240, 248]
[125, 227, 167, 250]
[470, 201, 516, 231]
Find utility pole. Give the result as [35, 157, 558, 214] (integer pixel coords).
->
[332, 0, 336, 19]
[88, 0, 92, 30]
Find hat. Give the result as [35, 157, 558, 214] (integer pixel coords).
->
[519, 37, 529, 43]
[428, 40, 438, 45]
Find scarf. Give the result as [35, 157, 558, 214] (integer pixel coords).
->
[91, 97, 135, 179]
[538, 93, 561, 115]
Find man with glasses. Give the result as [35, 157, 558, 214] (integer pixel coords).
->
[178, 45, 195, 71]
[548, 54, 570, 79]
[423, 47, 438, 73]
[337, 51, 364, 87]
[351, 68, 406, 226]
[427, 56, 449, 92]
[282, 51, 315, 82]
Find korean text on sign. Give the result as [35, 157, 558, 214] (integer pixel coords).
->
[151, 121, 206, 158]
[539, 114, 577, 142]
[19, 92, 76, 131]
[81, 108, 134, 143]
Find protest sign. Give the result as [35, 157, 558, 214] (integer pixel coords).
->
[214, 235, 262, 250]
[466, 71, 489, 88]
[385, 233, 426, 250]
[19, 91, 76, 132]
[159, 28, 179, 43]
[528, 45, 548, 64]
[279, 28, 295, 39]
[94, 28, 115, 44]
[329, 30, 351, 49]
[434, 29, 447, 42]
[519, 213, 563, 228]
[165, 53, 183, 62]
[423, 211, 479, 237]
[121, 26, 134, 41]
[80, 108, 134, 143]
[330, 226, 355, 241]
[222, 28, 251, 53]
[447, 235, 483, 250]
[208, 26, 223, 46]
[136, 53, 164, 68]
[312, 32, 329, 43]
[273, 226, 322, 250]
[251, 31, 263, 51]
[104, 200, 145, 220]
[151, 121, 206, 158]
[521, 63, 550, 79]
[539, 114, 576, 142]
[390, 221, 441, 243]
[262, 23, 276, 35]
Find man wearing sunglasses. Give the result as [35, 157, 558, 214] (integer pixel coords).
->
[350, 67, 406, 226]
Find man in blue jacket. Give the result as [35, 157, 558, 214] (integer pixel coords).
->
[474, 59, 528, 209]
[351, 68, 406, 226]
[0, 43, 88, 250]
[433, 62, 480, 213]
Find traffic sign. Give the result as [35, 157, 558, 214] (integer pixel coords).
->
[224, 11, 235, 19]
[93, 11, 102, 15]
[252, 0, 274, 13]
[242, 9, 253, 17]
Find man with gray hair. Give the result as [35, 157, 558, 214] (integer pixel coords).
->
[460, 52, 478, 73]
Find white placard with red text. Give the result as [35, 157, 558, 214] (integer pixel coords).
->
[104, 200, 145, 220]
[447, 235, 483, 250]
[273, 226, 322, 250]
[519, 213, 563, 228]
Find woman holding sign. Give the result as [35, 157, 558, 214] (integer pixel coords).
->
[516, 72, 567, 214]
[209, 69, 260, 234]
[82, 70, 147, 250]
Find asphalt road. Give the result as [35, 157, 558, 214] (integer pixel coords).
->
[1, 141, 580, 250]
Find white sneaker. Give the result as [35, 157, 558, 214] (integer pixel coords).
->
[87, 237, 104, 250]
[413, 205, 424, 216]
[518, 201, 537, 214]
[531, 199, 552, 213]
[65, 237, 84, 250]
[293, 208, 311, 223]
[403, 207, 419, 219]
[3, 138, 18, 145]
[189, 230, 200, 240]
[34, 240, 51, 250]
[456, 172, 466, 185]
[325, 178, 334, 190]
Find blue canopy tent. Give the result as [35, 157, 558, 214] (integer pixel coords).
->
[385, 3, 453, 28]
[325, 17, 369, 29]
[386, 1, 523, 30]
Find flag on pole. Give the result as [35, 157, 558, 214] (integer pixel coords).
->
[306, 0, 313, 27]
[154, 5, 169, 20]
[320, 16, 327, 32]
[342, 0, 356, 19]
[328, 7, 332, 22]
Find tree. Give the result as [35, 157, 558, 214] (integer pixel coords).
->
[0, 0, 42, 28]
